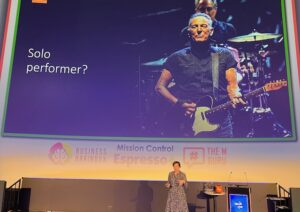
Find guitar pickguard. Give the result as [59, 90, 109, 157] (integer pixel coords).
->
[192, 106, 220, 136]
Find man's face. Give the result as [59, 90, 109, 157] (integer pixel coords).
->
[188, 16, 213, 43]
[196, 0, 217, 21]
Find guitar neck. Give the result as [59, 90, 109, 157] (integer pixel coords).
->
[206, 87, 266, 115]
[243, 87, 266, 100]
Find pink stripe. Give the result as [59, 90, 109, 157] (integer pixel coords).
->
[291, 0, 300, 86]
[0, 0, 12, 79]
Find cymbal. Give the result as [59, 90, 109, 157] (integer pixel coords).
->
[228, 32, 282, 43]
[142, 58, 166, 67]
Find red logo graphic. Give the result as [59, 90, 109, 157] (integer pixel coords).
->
[183, 147, 205, 166]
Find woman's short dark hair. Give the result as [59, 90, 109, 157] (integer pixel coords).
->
[172, 161, 181, 167]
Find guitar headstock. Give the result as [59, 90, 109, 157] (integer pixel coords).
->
[264, 80, 287, 92]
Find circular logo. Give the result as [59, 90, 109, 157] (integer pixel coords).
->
[49, 142, 73, 164]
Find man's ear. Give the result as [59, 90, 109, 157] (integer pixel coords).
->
[209, 28, 214, 36]
[187, 27, 192, 38]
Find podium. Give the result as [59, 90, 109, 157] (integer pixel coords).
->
[227, 187, 252, 212]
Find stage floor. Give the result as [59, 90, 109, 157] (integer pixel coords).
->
[20, 177, 278, 212]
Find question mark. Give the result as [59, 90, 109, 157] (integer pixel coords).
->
[82, 65, 88, 74]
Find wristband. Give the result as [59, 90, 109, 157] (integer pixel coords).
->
[175, 99, 187, 107]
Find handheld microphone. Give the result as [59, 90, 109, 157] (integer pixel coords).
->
[244, 171, 249, 187]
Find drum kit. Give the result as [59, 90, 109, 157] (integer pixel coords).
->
[139, 30, 291, 137]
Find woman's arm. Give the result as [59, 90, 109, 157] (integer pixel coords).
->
[165, 172, 172, 188]
[183, 173, 188, 189]
[178, 173, 188, 188]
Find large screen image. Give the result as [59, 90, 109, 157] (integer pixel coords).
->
[1, 0, 296, 141]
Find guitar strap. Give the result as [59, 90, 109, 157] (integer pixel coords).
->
[211, 52, 219, 101]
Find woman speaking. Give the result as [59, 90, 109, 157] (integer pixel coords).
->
[165, 161, 188, 212]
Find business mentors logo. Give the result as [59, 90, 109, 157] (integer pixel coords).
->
[49, 142, 73, 164]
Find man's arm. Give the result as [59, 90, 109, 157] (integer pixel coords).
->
[155, 69, 196, 116]
[225, 68, 246, 107]
[155, 69, 178, 104]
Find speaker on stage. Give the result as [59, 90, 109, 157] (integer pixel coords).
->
[0, 181, 6, 212]
[290, 188, 300, 212]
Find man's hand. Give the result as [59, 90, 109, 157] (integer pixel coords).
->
[177, 100, 197, 117]
[229, 91, 246, 108]
[226, 68, 247, 108]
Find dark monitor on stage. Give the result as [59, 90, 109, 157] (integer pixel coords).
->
[290, 188, 300, 212]
[0, 181, 6, 212]
[228, 187, 251, 212]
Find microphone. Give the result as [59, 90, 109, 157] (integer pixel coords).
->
[244, 171, 249, 187]
[227, 171, 233, 182]
[227, 171, 235, 188]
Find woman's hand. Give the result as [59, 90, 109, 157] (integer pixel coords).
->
[165, 182, 171, 188]
[177, 180, 185, 186]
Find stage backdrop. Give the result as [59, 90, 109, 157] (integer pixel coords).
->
[0, 0, 300, 188]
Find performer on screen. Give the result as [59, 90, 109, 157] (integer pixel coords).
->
[195, 0, 242, 75]
[165, 161, 188, 212]
[195, 0, 236, 44]
[181, 0, 236, 45]
[155, 13, 245, 137]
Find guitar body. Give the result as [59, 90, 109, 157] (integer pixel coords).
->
[163, 79, 287, 137]
[193, 96, 220, 136]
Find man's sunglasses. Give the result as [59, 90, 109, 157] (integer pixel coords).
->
[198, 7, 215, 13]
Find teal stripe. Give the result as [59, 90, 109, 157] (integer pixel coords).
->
[2, 132, 296, 142]
[281, 0, 297, 139]
[1, 0, 21, 135]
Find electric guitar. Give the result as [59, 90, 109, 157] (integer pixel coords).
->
[192, 80, 287, 136]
